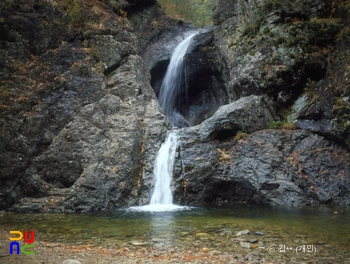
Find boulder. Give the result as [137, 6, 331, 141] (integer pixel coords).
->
[174, 128, 350, 206]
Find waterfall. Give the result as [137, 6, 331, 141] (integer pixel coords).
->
[149, 131, 177, 205]
[129, 131, 188, 212]
[158, 32, 197, 127]
[128, 33, 197, 212]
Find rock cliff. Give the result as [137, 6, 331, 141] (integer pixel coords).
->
[0, 0, 171, 212]
[169, 0, 350, 206]
[0, 0, 349, 212]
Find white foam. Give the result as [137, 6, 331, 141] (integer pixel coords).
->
[158, 32, 197, 127]
[128, 204, 191, 212]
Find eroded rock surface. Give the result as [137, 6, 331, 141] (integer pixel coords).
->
[0, 0, 169, 212]
[174, 128, 350, 206]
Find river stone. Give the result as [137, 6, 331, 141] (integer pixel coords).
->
[195, 233, 209, 237]
[232, 238, 245, 243]
[246, 238, 258, 243]
[239, 242, 252, 249]
[131, 241, 148, 246]
[236, 230, 250, 236]
[62, 260, 82, 264]
[255, 231, 265, 236]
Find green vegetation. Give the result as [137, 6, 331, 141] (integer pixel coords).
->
[64, 0, 81, 24]
[269, 120, 296, 130]
[234, 131, 248, 141]
[157, 0, 214, 27]
[242, 8, 265, 37]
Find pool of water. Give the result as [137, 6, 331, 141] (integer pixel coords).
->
[1, 204, 350, 261]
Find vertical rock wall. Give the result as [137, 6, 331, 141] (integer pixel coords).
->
[0, 0, 169, 212]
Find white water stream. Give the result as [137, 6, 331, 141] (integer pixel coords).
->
[130, 131, 187, 212]
[149, 132, 177, 205]
[130, 33, 197, 212]
[158, 32, 197, 127]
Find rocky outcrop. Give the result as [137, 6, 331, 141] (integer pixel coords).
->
[212, 0, 347, 106]
[181, 27, 230, 125]
[174, 128, 350, 206]
[170, 0, 350, 206]
[0, 0, 169, 212]
[177, 95, 275, 141]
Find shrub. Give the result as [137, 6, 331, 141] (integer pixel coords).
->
[64, 0, 81, 24]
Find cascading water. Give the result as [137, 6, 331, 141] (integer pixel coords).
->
[149, 131, 177, 205]
[129, 33, 197, 212]
[158, 32, 197, 127]
[129, 131, 187, 212]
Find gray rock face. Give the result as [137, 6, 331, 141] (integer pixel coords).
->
[10, 55, 168, 213]
[0, 1, 168, 212]
[16, 55, 167, 212]
[212, 0, 341, 104]
[174, 128, 350, 206]
[188, 95, 276, 141]
[183, 27, 230, 125]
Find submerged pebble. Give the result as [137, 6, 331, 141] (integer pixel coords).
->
[236, 230, 250, 236]
[255, 231, 265, 236]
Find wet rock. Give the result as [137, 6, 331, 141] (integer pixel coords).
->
[255, 231, 265, 236]
[195, 233, 209, 237]
[62, 260, 82, 264]
[236, 230, 251, 236]
[184, 27, 230, 125]
[232, 238, 245, 243]
[245, 238, 258, 243]
[239, 242, 252, 249]
[144, 26, 230, 126]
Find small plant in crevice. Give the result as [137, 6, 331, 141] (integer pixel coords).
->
[119, 9, 127, 18]
[268, 120, 285, 129]
[234, 131, 248, 141]
[63, 0, 81, 24]
[217, 148, 231, 163]
[268, 120, 296, 130]
[282, 122, 296, 130]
